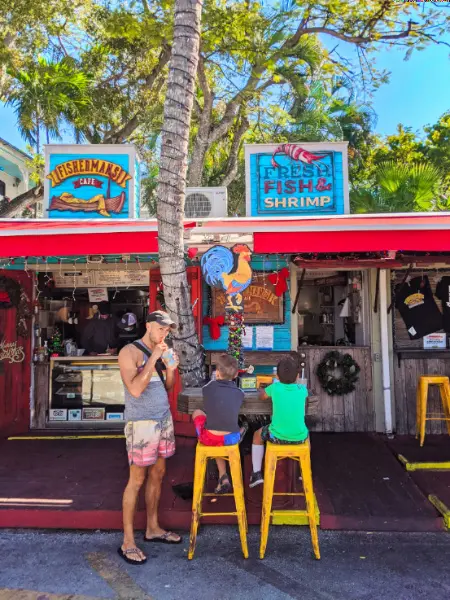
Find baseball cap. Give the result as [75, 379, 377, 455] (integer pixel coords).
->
[146, 310, 176, 329]
[117, 312, 137, 331]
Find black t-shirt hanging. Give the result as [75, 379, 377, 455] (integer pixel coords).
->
[395, 276, 443, 340]
[435, 276, 450, 332]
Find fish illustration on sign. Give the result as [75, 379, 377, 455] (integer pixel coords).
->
[271, 144, 324, 168]
[49, 191, 126, 217]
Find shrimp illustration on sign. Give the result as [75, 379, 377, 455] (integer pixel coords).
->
[271, 144, 324, 168]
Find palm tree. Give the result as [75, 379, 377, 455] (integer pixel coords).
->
[351, 161, 443, 213]
[155, 0, 205, 387]
[6, 57, 91, 152]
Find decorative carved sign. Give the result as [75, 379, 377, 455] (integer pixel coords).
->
[212, 275, 284, 324]
[0, 340, 25, 363]
[201, 244, 253, 313]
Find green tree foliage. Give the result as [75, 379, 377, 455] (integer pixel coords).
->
[2, 0, 450, 209]
[423, 112, 450, 194]
[0, 0, 91, 94]
[6, 57, 92, 152]
[351, 161, 444, 214]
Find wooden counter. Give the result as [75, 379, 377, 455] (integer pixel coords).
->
[201, 346, 374, 432]
[49, 356, 118, 362]
[178, 387, 319, 417]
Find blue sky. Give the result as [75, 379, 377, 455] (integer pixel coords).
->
[1, 37, 449, 153]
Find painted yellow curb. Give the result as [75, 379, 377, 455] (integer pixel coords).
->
[7, 435, 125, 441]
[398, 454, 450, 472]
[272, 495, 320, 526]
[428, 495, 450, 530]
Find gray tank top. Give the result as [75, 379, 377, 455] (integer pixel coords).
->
[123, 342, 170, 423]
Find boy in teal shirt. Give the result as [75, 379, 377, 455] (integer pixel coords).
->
[250, 357, 308, 488]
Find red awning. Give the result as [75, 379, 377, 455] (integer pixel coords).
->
[2, 213, 450, 257]
[254, 230, 450, 253]
[246, 214, 450, 253]
[0, 220, 159, 257]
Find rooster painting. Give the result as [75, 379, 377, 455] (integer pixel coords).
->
[201, 244, 252, 311]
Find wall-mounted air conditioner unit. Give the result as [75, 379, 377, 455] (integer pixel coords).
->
[185, 187, 228, 218]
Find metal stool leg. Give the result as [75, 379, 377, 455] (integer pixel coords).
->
[238, 459, 248, 533]
[419, 379, 428, 447]
[229, 449, 249, 559]
[188, 450, 207, 560]
[299, 448, 321, 560]
[259, 449, 277, 559]
[416, 382, 421, 439]
[441, 381, 450, 436]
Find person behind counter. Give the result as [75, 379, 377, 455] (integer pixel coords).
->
[80, 302, 118, 355]
[249, 357, 309, 488]
[116, 312, 146, 351]
[192, 354, 248, 494]
[118, 310, 181, 566]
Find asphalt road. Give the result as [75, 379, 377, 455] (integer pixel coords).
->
[0, 528, 449, 600]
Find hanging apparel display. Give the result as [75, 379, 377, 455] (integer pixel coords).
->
[435, 276, 450, 333]
[395, 275, 443, 340]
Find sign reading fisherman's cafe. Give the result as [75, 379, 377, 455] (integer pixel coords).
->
[245, 142, 349, 217]
[44, 144, 141, 219]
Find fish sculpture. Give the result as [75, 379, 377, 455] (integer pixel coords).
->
[271, 144, 324, 168]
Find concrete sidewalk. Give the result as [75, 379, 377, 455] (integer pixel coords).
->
[1, 528, 450, 600]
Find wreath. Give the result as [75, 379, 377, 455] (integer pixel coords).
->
[316, 351, 360, 396]
[0, 276, 21, 308]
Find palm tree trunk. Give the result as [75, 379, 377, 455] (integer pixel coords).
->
[156, 0, 205, 388]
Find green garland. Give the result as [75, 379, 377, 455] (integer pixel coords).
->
[316, 351, 360, 396]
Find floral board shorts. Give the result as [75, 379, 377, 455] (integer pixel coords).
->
[125, 413, 176, 467]
[261, 424, 307, 445]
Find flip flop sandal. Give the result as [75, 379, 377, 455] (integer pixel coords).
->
[144, 531, 182, 544]
[214, 474, 232, 495]
[117, 547, 147, 565]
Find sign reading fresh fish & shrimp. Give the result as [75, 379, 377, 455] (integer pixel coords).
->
[245, 142, 349, 216]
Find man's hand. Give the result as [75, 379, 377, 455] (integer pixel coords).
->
[152, 342, 168, 361]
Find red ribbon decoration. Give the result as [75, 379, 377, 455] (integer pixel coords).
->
[187, 247, 199, 260]
[203, 315, 225, 340]
[268, 267, 290, 297]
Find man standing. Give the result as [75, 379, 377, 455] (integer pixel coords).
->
[118, 310, 182, 565]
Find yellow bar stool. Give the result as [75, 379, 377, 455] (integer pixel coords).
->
[260, 440, 320, 560]
[416, 376, 450, 446]
[188, 443, 248, 560]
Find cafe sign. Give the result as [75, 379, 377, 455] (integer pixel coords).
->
[212, 275, 284, 324]
[44, 144, 141, 219]
[245, 142, 349, 217]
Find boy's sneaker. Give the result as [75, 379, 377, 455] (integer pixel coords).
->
[249, 471, 264, 488]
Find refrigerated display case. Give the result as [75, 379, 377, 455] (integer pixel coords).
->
[49, 357, 124, 425]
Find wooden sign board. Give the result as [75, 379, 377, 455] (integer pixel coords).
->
[211, 276, 284, 324]
[95, 270, 149, 287]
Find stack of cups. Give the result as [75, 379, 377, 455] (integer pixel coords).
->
[299, 367, 307, 389]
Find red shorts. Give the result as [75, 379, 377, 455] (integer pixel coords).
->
[193, 415, 240, 446]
